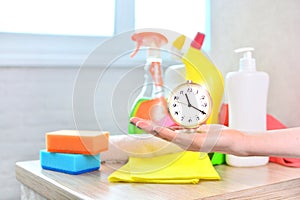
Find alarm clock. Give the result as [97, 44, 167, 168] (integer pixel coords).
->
[167, 80, 212, 129]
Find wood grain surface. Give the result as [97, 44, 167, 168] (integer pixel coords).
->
[16, 160, 300, 200]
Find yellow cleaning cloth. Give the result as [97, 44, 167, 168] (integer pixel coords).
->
[108, 151, 220, 184]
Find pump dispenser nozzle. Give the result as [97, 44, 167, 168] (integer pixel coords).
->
[234, 47, 256, 72]
[130, 32, 168, 58]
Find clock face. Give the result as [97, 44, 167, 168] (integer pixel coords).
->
[168, 82, 212, 128]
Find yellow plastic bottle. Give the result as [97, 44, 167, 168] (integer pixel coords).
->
[182, 32, 224, 124]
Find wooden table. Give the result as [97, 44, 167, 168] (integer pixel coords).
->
[16, 160, 300, 200]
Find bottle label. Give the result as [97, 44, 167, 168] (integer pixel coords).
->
[149, 62, 163, 87]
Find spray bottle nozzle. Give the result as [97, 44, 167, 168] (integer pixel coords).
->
[172, 35, 186, 51]
[130, 32, 168, 58]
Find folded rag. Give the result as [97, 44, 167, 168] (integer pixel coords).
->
[108, 151, 220, 184]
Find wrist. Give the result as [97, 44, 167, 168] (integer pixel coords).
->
[214, 129, 248, 156]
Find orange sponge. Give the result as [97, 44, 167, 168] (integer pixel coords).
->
[46, 130, 109, 155]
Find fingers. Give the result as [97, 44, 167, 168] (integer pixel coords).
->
[129, 117, 211, 152]
[130, 117, 155, 134]
[153, 126, 177, 142]
[130, 117, 177, 141]
[152, 126, 197, 151]
[136, 121, 157, 135]
[130, 117, 144, 126]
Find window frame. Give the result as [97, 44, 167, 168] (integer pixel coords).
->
[0, 0, 210, 68]
[0, 0, 134, 67]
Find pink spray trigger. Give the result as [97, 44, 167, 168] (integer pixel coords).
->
[130, 32, 168, 58]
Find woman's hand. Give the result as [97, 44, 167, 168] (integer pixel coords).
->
[130, 117, 243, 154]
[131, 117, 300, 158]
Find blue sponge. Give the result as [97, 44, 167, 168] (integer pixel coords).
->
[40, 149, 100, 175]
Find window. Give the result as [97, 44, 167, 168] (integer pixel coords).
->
[0, 0, 209, 67]
[0, 0, 115, 36]
[135, 0, 207, 40]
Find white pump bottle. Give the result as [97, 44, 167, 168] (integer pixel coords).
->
[225, 47, 269, 167]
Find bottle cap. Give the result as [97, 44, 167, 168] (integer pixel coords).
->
[171, 35, 186, 61]
[172, 35, 186, 50]
[191, 32, 205, 50]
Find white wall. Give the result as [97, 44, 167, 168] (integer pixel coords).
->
[0, 67, 79, 199]
[209, 0, 300, 127]
[0, 67, 143, 200]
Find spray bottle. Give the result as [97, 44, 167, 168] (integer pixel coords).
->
[128, 32, 173, 134]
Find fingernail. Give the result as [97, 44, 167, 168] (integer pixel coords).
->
[136, 126, 142, 130]
[153, 126, 162, 132]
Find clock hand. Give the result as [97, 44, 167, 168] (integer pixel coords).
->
[185, 93, 206, 115]
[190, 105, 206, 115]
[176, 100, 188, 106]
[185, 93, 192, 106]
